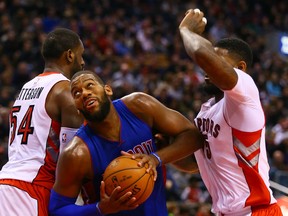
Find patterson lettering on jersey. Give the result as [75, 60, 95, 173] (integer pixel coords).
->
[196, 117, 220, 138]
[16, 87, 44, 100]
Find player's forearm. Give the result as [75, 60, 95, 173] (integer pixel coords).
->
[180, 27, 237, 90]
[171, 154, 199, 173]
[156, 128, 203, 165]
[49, 189, 103, 216]
[179, 27, 212, 61]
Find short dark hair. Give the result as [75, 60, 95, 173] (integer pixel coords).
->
[71, 70, 105, 86]
[215, 37, 253, 68]
[41, 28, 80, 61]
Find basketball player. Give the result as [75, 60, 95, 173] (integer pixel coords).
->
[0, 28, 85, 216]
[48, 71, 204, 215]
[178, 9, 282, 215]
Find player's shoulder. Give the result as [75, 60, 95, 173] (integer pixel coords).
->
[50, 80, 71, 96]
[45, 79, 73, 119]
[61, 136, 90, 162]
[48, 80, 74, 108]
[120, 92, 159, 126]
[232, 68, 259, 96]
[58, 136, 93, 178]
[235, 68, 254, 83]
[122, 92, 151, 101]
[121, 92, 157, 109]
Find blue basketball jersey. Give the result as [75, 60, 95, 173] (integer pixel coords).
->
[76, 99, 168, 216]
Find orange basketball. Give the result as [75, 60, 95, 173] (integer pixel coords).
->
[103, 155, 155, 205]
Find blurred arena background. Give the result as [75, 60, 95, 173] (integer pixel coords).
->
[0, 0, 287, 215]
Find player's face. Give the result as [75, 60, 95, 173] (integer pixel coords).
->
[71, 74, 111, 122]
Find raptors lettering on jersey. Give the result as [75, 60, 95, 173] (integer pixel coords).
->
[195, 118, 220, 138]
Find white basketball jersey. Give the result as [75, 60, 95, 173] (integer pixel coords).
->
[194, 69, 276, 215]
[0, 72, 68, 190]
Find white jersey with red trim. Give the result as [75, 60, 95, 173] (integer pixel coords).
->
[194, 69, 276, 215]
[0, 72, 68, 190]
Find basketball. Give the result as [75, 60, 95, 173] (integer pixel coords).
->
[103, 155, 155, 205]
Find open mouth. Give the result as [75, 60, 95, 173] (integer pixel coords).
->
[84, 98, 99, 110]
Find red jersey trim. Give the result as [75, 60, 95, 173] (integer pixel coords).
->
[232, 129, 262, 147]
[38, 72, 62, 77]
[232, 128, 271, 207]
[32, 120, 61, 190]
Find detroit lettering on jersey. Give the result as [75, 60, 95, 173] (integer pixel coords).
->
[16, 87, 44, 101]
[126, 139, 154, 155]
[196, 118, 220, 138]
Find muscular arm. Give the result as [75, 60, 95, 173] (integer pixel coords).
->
[154, 133, 199, 173]
[49, 137, 97, 216]
[50, 137, 138, 215]
[179, 10, 237, 90]
[46, 80, 83, 128]
[122, 92, 204, 165]
[53, 137, 91, 198]
[46, 80, 84, 151]
[171, 154, 199, 173]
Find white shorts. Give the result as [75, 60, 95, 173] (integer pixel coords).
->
[0, 179, 50, 216]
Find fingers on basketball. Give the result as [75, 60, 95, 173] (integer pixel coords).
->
[103, 156, 155, 205]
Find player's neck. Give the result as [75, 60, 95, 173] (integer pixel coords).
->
[43, 66, 63, 74]
[43, 61, 65, 74]
[88, 108, 121, 142]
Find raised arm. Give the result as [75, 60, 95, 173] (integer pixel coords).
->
[179, 9, 237, 90]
